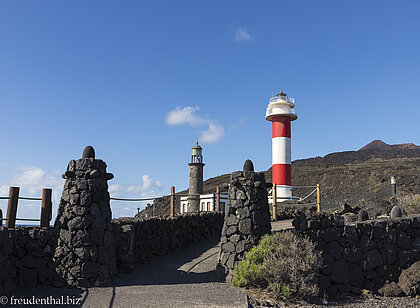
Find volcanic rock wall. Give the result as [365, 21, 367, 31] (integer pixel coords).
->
[113, 212, 224, 272]
[53, 147, 117, 287]
[293, 213, 420, 295]
[0, 227, 56, 293]
[219, 160, 271, 279]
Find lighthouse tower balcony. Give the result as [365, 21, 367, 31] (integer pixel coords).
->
[265, 91, 298, 121]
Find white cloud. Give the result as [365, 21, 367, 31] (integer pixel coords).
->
[10, 166, 63, 196]
[0, 184, 7, 196]
[108, 175, 163, 218]
[109, 175, 162, 198]
[200, 122, 225, 143]
[9, 166, 64, 205]
[235, 26, 253, 42]
[165, 106, 203, 126]
[166, 106, 225, 143]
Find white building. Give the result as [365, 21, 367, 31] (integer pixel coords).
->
[180, 193, 228, 214]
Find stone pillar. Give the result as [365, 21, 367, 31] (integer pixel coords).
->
[219, 159, 271, 280]
[188, 162, 203, 212]
[53, 146, 117, 287]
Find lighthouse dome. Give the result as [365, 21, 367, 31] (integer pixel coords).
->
[192, 141, 202, 150]
[191, 141, 204, 164]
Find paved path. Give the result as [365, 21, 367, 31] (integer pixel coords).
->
[12, 221, 294, 308]
[81, 237, 247, 308]
[13, 237, 247, 308]
[271, 219, 293, 232]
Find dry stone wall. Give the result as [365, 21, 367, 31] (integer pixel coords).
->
[275, 204, 316, 220]
[113, 212, 224, 272]
[219, 160, 271, 279]
[53, 147, 117, 287]
[0, 227, 56, 294]
[292, 213, 420, 296]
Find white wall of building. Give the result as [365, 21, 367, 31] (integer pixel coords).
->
[180, 193, 228, 214]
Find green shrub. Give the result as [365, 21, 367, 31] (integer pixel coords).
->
[231, 233, 277, 287]
[232, 232, 322, 300]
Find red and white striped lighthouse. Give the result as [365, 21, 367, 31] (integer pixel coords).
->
[265, 91, 297, 202]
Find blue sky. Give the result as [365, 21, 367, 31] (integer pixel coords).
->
[1, 0, 419, 221]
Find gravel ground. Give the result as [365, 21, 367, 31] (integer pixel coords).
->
[248, 294, 420, 308]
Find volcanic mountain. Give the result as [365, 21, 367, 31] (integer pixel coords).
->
[359, 140, 420, 151]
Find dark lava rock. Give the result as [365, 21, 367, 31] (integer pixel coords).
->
[18, 268, 37, 288]
[343, 212, 357, 224]
[82, 145, 95, 159]
[337, 202, 359, 215]
[243, 159, 254, 172]
[378, 282, 404, 297]
[327, 241, 343, 259]
[390, 206, 402, 218]
[331, 260, 350, 284]
[363, 249, 383, 271]
[398, 261, 420, 296]
[358, 209, 369, 221]
[348, 263, 364, 287]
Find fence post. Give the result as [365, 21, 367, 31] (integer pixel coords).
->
[170, 186, 175, 217]
[272, 183, 277, 221]
[216, 186, 220, 212]
[40, 188, 52, 227]
[317, 183, 321, 213]
[0, 208, 2, 226]
[6, 186, 20, 228]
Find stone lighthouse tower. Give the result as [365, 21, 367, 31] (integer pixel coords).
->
[265, 91, 298, 202]
[187, 141, 205, 212]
